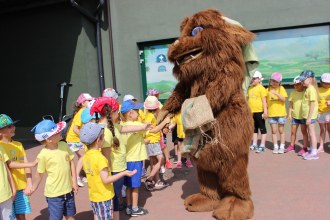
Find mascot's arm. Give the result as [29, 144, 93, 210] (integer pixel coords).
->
[157, 81, 190, 124]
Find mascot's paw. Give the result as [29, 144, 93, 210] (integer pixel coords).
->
[184, 193, 220, 212]
[212, 196, 254, 220]
[156, 109, 169, 125]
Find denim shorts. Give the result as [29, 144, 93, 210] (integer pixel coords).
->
[291, 118, 305, 125]
[90, 200, 113, 220]
[13, 190, 32, 215]
[46, 192, 76, 220]
[300, 119, 316, 124]
[124, 161, 142, 188]
[268, 117, 286, 124]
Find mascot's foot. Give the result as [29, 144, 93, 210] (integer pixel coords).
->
[184, 193, 221, 212]
[212, 196, 254, 220]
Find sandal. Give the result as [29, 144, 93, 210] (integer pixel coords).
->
[144, 179, 155, 191]
[154, 181, 169, 190]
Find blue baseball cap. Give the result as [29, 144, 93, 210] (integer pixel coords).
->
[81, 108, 97, 124]
[299, 70, 315, 82]
[120, 100, 143, 114]
[31, 119, 66, 141]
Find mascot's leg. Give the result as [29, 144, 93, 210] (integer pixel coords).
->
[184, 164, 221, 212]
[213, 155, 254, 220]
[212, 196, 254, 220]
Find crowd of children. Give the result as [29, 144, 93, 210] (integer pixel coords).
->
[247, 70, 330, 161]
[0, 88, 192, 220]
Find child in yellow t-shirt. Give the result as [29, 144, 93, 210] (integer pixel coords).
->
[299, 70, 319, 160]
[90, 97, 151, 220]
[0, 144, 16, 220]
[0, 114, 38, 220]
[120, 100, 170, 216]
[247, 71, 268, 153]
[285, 76, 308, 154]
[317, 73, 330, 153]
[66, 93, 94, 187]
[143, 96, 171, 191]
[169, 112, 193, 168]
[79, 122, 136, 220]
[31, 119, 78, 220]
[266, 72, 288, 154]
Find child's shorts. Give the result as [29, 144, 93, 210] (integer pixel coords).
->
[291, 118, 305, 125]
[124, 161, 143, 188]
[13, 190, 32, 215]
[46, 191, 76, 219]
[0, 198, 15, 220]
[90, 199, 113, 220]
[146, 142, 162, 157]
[67, 142, 84, 152]
[300, 119, 316, 124]
[318, 112, 330, 123]
[268, 117, 286, 124]
[253, 112, 267, 134]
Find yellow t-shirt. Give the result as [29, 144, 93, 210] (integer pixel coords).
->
[0, 145, 12, 203]
[37, 141, 74, 197]
[318, 87, 330, 113]
[247, 84, 267, 113]
[267, 86, 288, 117]
[289, 90, 304, 120]
[138, 109, 145, 122]
[101, 124, 127, 172]
[66, 108, 84, 143]
[83, 149, 114, 202]
[144, 111, 161, 143]
[172, 113, 185, 139]
[122, 121, 148, 162]
[301, 86, 319, 119]
[1, 140, 27, 190]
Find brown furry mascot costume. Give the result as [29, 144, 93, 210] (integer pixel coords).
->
[157, 9, 255, 220]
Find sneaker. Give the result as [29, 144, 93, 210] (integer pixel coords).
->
[297, 148, 308, 156]
[249, 144, 257, 150]
[141, 168, 147, 178]
[278, 147, 285, 154]
[284, 145, 295, 153]
[176, 161, 182, 168]
[256, 146, 265, 153]
[154, 180, 169, 190]
[160, 166, 166, 174]
[131, 207, 148, 217]
[77, 177, 84, 187]
[303, 153, 319, 160]
[126, 207, 132, 215]
[273, 146, 279, 154]
[165, 160, 173, 169]
[186, 160, 193, 168]
[144, 179, 154, 191]
[82, 177, 88, 183]
[173, 155, 178, 164]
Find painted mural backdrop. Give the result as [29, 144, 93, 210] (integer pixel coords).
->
[253, 25, 330, 82]
[143, 44, 176, 100]
[141, 25, 330, 98]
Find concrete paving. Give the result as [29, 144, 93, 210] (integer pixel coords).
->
[22, 129, 330, 220]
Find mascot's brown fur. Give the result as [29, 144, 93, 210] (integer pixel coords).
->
[158, 9, 255, 220]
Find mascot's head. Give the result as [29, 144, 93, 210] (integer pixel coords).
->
[168, 9, 255, 84]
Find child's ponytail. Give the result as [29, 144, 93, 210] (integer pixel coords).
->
[104, 104, 120, 148]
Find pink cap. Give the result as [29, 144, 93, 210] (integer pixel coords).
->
[144, 96, 161, 110]
[271, 72, 282, 82]
[321, 73, 330, 83]
[76, 93, 94, 104]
